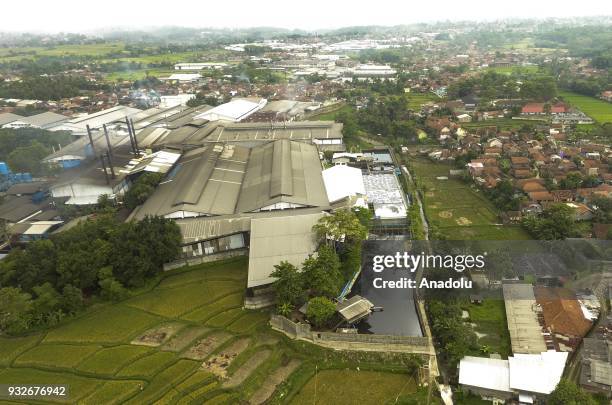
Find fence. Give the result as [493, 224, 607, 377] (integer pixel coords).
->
[271, 314, 430, 352]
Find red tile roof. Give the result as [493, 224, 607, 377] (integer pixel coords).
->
[522, 103, 544, 114]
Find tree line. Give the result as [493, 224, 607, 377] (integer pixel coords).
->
[0, 75, 105, 101]
[0, 214, 182, 334]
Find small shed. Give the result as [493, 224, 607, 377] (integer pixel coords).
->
[336, 295, 374, 324]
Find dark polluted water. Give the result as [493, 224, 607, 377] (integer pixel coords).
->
[354, 239, 423, 337]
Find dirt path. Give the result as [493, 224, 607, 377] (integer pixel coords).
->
[248, 359, 301, 404]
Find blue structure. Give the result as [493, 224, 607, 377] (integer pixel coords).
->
[0, 161, 33, 192]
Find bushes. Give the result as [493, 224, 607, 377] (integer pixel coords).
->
[123, 172, 164, 210]
[306, 297, 336, 329]
[0, 214, 181, 334]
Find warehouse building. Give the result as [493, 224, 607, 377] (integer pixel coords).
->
[129, 139, 331, 290]
[459, 351, 568, 403]
[502, 283, 549, 354]
[194, 98, 267, 122]
[1, 111, 69, 129]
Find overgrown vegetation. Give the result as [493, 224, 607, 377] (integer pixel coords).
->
[0, 214, 181, 334]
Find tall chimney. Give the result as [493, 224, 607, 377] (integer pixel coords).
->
[103, 124, 113, 157]
[100, 154, 109, 184]
[106, 151, 116, 179]
[130, 118, 139, 153]
[125, 117, 136, 154]
[86, 125, 96, 157]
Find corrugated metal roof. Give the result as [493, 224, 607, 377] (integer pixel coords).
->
[503, 284, 548, 354]
[132, 140, 328, 220]
[247, 211, 324, 288]
[459, 356, 511, 393]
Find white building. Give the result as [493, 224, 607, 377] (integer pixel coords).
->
[322, 165, 366, 205]
[174, 62, 228, 70]
[194, 98, 267, 122]
[164, 73, 202, 83]
[459, 351, 569, 403]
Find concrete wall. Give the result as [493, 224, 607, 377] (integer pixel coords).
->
[270, 314, 431, 354]
[163, 248, 248, 271]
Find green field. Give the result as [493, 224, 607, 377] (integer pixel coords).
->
[463, 298, 512, 358]
[559, 90, 612, 123]
[410, 157, 530, 240]
[405, 92, 442, 108]
[0, 257, 424, 404]
[291, 370, 419, 405]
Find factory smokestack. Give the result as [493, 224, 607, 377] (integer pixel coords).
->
[103, 124, 113, 158]
[130, 118, 140, 153]
[86, 125, 96, 157]
[125, 117, 136, 155]
[100, 154, 109, 185]
[106, 151, 116, 179]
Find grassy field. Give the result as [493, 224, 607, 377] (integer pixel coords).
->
[410, 157, 530, 240]
[463, 298, 512, 358]
[291, 370, 421, 405]
[0, 257, 425, 404]
[486, 65, 540, 75]
[559, 90, 612, 123]
[405, 92, 442, 108]
[462, 118, 546, 130]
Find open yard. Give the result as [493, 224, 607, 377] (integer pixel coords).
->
[410, 157, 530, 240]
[559, 90, 612, 123]
[463, 298, 512, 359]
[0, 257, 425, 404]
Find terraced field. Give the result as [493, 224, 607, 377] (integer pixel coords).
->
[0, 257, 425, 404]
[410, 157, 531, 240]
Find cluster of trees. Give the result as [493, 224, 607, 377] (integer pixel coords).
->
[0, 214, 182, 333]
[0, 75, 104, 101]
[484, 180, 522, 211]
[553, 172, 600, 190]
[123, 172, 164, 210]
[426, 273, 479, 376]
[549, 380, 599, 405]
[521, 204, 581, 240]
[447, 71, 558, 102]
[343, 95, 418, 142]
[271, 209, 369, 329]
[0, 128, 72, 175]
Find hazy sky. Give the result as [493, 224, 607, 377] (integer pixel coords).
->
[3, 0, 611, 33]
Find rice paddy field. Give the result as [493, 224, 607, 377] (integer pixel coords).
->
[0, 257, 427, 404]
[410, 157, 531, 240]
[559, 90, 612, 123]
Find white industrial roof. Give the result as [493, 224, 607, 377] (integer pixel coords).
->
[23, 221, 64, 235]
[322, 165, 365, 203]
[508, 351, 568, 394]
[194, 98, 267, 122]
[167, 73, 201, 81]
[459, 356, 511, 393]
[460, 351, 568, 396]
